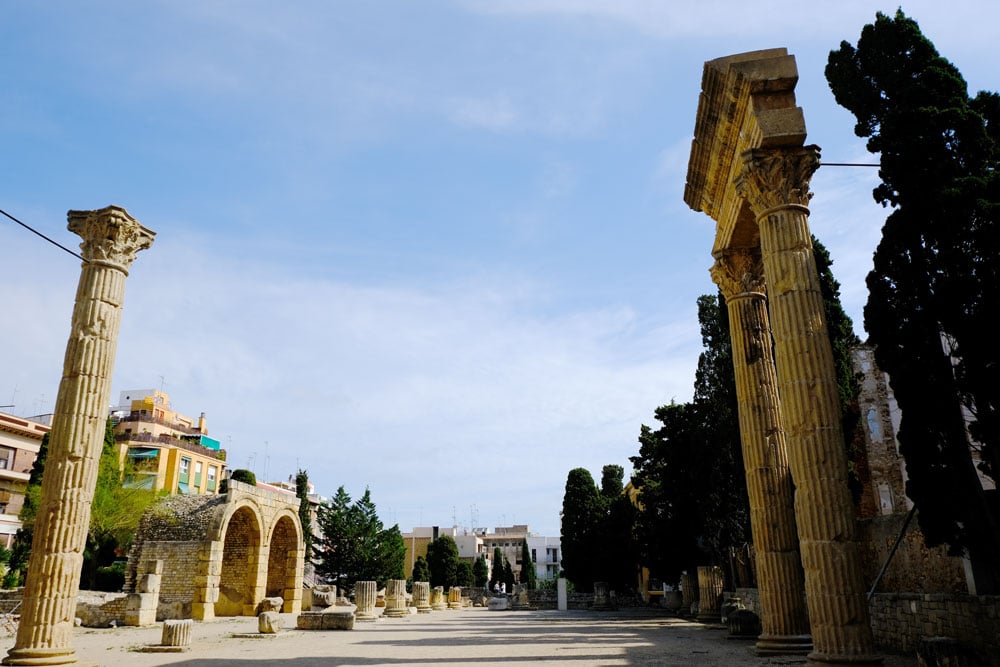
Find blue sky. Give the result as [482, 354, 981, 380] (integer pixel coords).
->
[2, 1, 997, 537]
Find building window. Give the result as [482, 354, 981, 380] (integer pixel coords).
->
[208, 466, 217, 482]
[180, 457, 190, 475]
[0, 447, 13, 470]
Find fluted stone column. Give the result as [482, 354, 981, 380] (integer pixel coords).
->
[696, 566, 724, 623]
[354, 581, 377, 621]
[711, 251, 812, 656]
[383, 579, 409, 618]
[737, 147, 879, 665]
[447, 587, 463, 610]
[680, 572, 698, 613]
[592, 582, 612, 610]
[412, 581, 432, 613]
[4, 206, 154, 667]
[430, 586, 447, 611]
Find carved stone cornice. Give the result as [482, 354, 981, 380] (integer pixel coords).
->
[736, 146, 820, 218]
[710, 249, 766, 301]
[67, 205, 156, 273]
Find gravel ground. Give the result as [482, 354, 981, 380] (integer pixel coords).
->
[0, 607, 919, 666]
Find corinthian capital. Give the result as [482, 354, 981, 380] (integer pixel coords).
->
[736, 146, 820, 216]
[710, 249, 765, 301]
[68, 206, 156, 272]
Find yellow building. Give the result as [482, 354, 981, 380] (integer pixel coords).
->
[111, 389, 226, 495]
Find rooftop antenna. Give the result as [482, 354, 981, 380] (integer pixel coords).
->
[263, 441, 269, 482]
[452, 505, 457, 527]
[159, 375, 166, 393]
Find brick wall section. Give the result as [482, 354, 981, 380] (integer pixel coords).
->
[856, 514, 966, 594]
[869, 593, 999, 662]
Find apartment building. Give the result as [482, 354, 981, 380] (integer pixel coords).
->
[111, 389, 227, 495]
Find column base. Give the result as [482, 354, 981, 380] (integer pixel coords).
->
[807, 650, 883, 665]
[755, 634, 813, 656]
[3, 647, 96, 666]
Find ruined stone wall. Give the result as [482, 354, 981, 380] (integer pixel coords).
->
[127, 541, 203, 602]
[869, 593, 1000, 662]
[857, 514, 966, 594]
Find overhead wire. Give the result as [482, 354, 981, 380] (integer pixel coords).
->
[0, 208, 87, 262]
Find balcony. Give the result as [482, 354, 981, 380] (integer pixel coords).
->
[113, 410, 202, 435]
[117, 432, 227, 461]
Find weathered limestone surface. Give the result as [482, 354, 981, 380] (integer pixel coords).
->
[3, 206, 154, 667]
[685, 51, 880, 666]
[696, 566, 724, 623]
[125, 480, 304, 622]
[712, 251, 812, 655]
[354, 581, 377, 621]
[383, 579, 409, 618]
[447, 587, 463, 610]
[412, 582, 432, 613]
[258, 611, 283, 634]
[124, 559, 163, 627]
[296, 608, 355, 631]
[431, 586, 447, 611]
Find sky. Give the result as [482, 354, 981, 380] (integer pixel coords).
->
[2, 1, 997, 538]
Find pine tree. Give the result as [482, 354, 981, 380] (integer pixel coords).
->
[827, 9, 1000, 591]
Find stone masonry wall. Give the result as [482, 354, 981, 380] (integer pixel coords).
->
[869, 593, 999, 663]
[857, 514, 966, 594]
[128, 541, 202, 602]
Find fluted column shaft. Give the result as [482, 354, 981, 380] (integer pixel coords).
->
[696, 566, 724, 622]
[354, 581, 377, 621]
[738, 147, 878, 665]
[712, 251, 811, 654]
[5, 206, 154, 666]
[412, 581, 431, 613]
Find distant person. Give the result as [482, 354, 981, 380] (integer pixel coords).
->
[493, 582, 500, 596]
[501, 582, 506, 596]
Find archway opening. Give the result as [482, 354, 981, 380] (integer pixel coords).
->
[217, 505, 262, 616]
[266, 515, 298, 605]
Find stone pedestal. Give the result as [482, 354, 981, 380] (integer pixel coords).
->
[354, 581, 377, 621]
[412, 582, 432, 613]
[592, 582, 612, 611]
[696, 566, 724, 623]
[383, 579, 409, 618]
[447, 587, 463, 610]
[3, 206, 154, 667]
[557, 578, 568, 611]
[161, 619, 192, 647]
[431, 586, 447, 611]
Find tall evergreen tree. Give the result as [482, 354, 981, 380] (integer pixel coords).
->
[630, 294, 749, 587]
[473, 554, 489, 588]
[426, 535, 459, 589]
[313, 486, 403, 589]
[456, 560, 474, 588]
[295, 469, 313, 556]
[412, 555, 431, 583]
[519, 540, 537, 589]
[827, 9, 1000, 591]
[559, 468, 602, 590]
[489, 546, 504, 591]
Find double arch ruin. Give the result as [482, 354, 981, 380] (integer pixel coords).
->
[125, 479, 304, 620]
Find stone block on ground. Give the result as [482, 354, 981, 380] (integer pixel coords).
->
[297, 608, 356, 631]
[259, 611, 283, 634]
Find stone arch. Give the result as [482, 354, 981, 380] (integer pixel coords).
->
[216, 503, 265, 616]
[266, 512, 301, 610]
[126, 480, 303, 621]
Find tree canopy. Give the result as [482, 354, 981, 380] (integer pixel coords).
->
[426, 535, 459, 589]
[827, 9, 1000, 591]
[313, 486, 405, 590]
